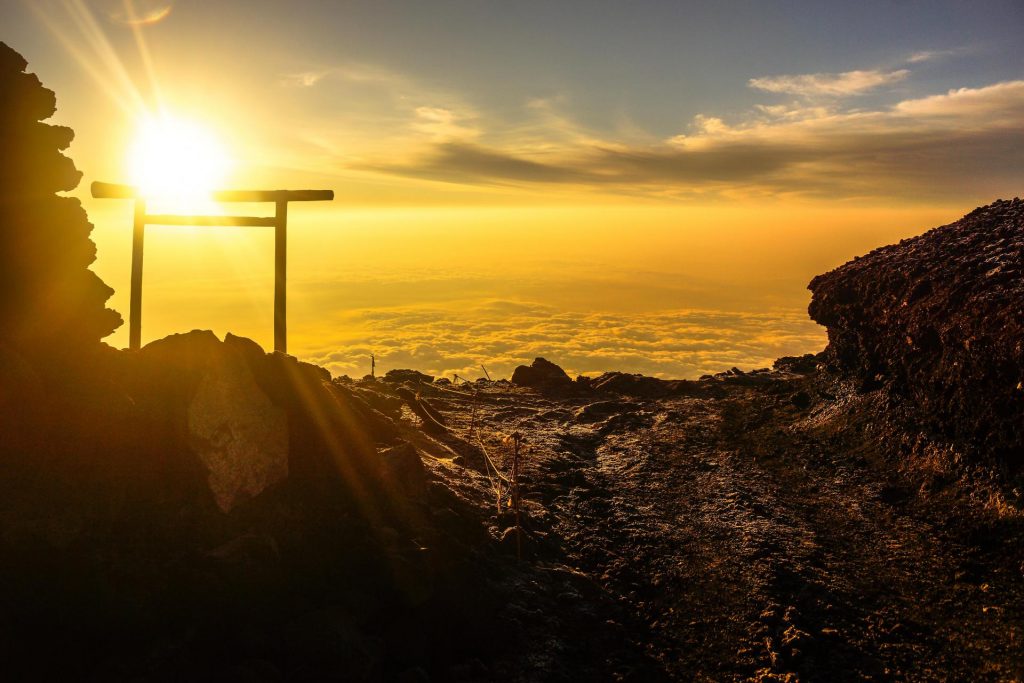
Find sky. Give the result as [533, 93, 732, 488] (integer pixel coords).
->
[2, 0, 1022, 379]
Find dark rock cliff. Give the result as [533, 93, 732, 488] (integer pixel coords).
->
[809, 198, 1024, 470]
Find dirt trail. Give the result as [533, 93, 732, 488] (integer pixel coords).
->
[412, 372, 1024, 681]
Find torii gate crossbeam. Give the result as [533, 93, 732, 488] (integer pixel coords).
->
[91, 181, 334, 354]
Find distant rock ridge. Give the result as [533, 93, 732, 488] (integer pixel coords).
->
[809, 198, 1024, 469]
[509, 356, 818, 399]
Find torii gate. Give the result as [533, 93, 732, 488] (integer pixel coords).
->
[91, 181, 334, 353]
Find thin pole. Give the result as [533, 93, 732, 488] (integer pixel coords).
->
[274, 200, 288, 353]
[129, 198, 146, 350]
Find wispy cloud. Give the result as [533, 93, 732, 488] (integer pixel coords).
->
[358, 79, 1024, 201]
[906, 48, 961, 64]
[280, 62, 412, 89]
[276, 54, 1020, 203]
[282, 70, 329, 87]
[413, 106, 481, 142]
[361, 142, 590, 185]
[748, 68, 910, 97]
[105, 1, 173, 27]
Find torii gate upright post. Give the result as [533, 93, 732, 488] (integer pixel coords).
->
[91, 181, 334, 353]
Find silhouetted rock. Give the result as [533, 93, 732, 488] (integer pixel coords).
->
[588, 371, 702, 398]
[809, 198, 1024, 469]
[592, 372, 662, 397]
[0, 42, 120, 365]
[511, 357, 573, 392]
[384, 368, 434, 384]
[773, 353, 821, 374]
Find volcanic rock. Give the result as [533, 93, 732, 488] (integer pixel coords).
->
[0, 41, 120, 365]
[773, 354, 821, 374]
[808, 198, 1024, 468]
[574, 400, 634, 423]
[187, 344, 288, 512]
[588, 371, 703, 398]
[511, 357, 573, 392]
[384, 368, 434, 385]
[379, 441, 428, 497]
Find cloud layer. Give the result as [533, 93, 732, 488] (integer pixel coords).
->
[301, 300, 825, 381]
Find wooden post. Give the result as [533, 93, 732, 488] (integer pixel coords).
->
[274, 200, 288, 354]
[129, 199, 146, 350]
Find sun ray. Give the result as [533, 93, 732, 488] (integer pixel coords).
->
[122, 0, 166, 109]
[30, 0, 149, 115]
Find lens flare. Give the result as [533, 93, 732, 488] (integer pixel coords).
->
[107, 1, 174, 27]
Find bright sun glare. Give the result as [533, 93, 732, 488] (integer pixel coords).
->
[129, 114, 231, 199]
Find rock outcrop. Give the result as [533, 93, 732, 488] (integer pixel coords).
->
[0, 330, 477, 680]
[383, 368, 435, 384]
[809, 198, 1024, 469]
[511, 357, 574, 392]
[0, 41, 120, 363]
[585, 371, 702, 398]
[186, 341, 289, 512]
[112, 330, 399, 508]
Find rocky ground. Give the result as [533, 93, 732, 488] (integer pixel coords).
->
[365, 356, 1024, 681]
[2, 199, 1022, 681]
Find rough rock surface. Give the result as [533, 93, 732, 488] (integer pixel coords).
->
[4, 333, 1024, 681]
[809, 199, 1024, 469]
[187, 344, 288, 512]
[382, 367, 1024, 681]
[586, 371, 703, 398]
[384, 368, 434, 384]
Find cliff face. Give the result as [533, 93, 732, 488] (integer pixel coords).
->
[809, 199, 1024, 469]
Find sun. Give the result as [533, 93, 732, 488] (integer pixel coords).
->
[128, 113, 231, 199]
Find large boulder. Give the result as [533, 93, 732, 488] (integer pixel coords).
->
[384, 368, 434, 385]
[186, 342, 289, 512]
[808, 198, 1024, 468]
[118, 330, 395, 508]
[511, 357, 573, 392]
